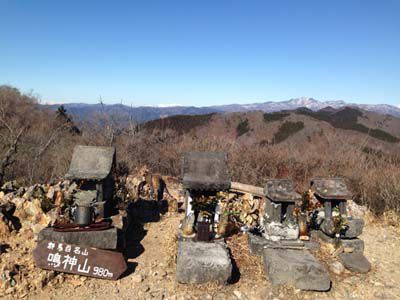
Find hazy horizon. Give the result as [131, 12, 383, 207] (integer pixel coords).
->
[38, 96, 400, 109]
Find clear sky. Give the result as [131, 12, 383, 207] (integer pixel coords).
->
[1, 0, 399, 106]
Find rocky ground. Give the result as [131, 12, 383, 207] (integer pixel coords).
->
[1, 177, 400, 300]
[0, 211, 399, 300]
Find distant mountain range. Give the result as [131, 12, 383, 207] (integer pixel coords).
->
[43, 97, 400, 123]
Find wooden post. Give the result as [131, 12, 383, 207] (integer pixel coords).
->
[230, 182, 264, 197]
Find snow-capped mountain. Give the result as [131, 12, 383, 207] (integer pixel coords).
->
[213, 97, 400, 117]
[43, 97, 400, 123]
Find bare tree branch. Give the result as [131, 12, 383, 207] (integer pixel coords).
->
[0, 126, 26, 185]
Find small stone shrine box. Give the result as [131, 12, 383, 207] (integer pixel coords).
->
[310, 177, 351, 220]
[263, 179, 302, 223]
[65, 145, 116, 218]
[182, 152, 231, 219]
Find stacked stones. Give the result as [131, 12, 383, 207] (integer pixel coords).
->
[65, 145, 116, 219]
[262, 179, 302, 241]
[248, 179, 331, 292]
[36, 145, 124, 274]
[312, 177, 371, 273]
[176, 152, 232, 285]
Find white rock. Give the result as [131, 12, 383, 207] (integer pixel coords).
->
[233, 290, 242, 299]
[131, 273, 144, 283]
[330, 261, 345, 275]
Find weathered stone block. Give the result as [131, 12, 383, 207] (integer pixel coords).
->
[182, 152, 230, 191]
[248, 233, 272, 255]
[320, 218, 336, 237]
[320, 218, 364, 238]
[264, 198, 282, 223]
[317, 230, 336, 243]
[340, 238, 364, 253]
[339, 252, 371, 273]
[317, 231, 364, 253]
[249, 233, 319, 256]
[263, 248, 331, 291]
[38, 227, 121, 250]
[176, 240, 232, 284]
[263, 222, 299, 241]
[342, 218, 364, 239]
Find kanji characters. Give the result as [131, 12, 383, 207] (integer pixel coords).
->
[47, 252, 61, 268]
[77, 258, 91, 274]
[62, 254, 78, 271]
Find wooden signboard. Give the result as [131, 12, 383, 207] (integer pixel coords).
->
[33, 240, 127, 280]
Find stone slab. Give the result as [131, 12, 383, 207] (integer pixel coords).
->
[248, 233, 319, 256]
[317, 231, 364, 253]
[340, 238, 364, 253]
[65, 145, 115, 180]
[264, 179, 302, 202]
[176, 240, 232, 284]
[339, 252, 371, 273]
[182, 152, 231, 191]
[311, 177, 351, 200]
[38, 227, 121, 250]
[263, 248, 331, 291]
[248, 233, 274, 255]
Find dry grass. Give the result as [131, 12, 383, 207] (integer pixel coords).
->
[226, 233, 264, 278]
[2, 85, 400, 217]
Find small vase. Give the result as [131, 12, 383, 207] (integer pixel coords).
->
[217, 214, 229, 237]
[298, 213, 308, 238]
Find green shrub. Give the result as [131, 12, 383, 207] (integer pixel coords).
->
[272, 121, 304, 144]
[263, 112, 290, 123]
[144, 113, 215, 134]
[236, 119, 250, 137]
[369, 129, 399, 143]
[296, 107, 399, 143]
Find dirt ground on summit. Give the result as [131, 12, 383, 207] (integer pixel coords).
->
[1, 211, 399, 300]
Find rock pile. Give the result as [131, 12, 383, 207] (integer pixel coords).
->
[0, 180, 79, 238]
[316, 209, 371, 273]
[0, 220, 66, 298]
[0, 180, 81, 296]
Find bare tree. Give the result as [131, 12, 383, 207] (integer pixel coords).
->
[0, 86, 34, 185]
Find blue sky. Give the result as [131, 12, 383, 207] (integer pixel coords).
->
[1, 0, 399, 106]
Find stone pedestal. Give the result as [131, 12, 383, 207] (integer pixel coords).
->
[38, 227, 121, 250]
[263, 248, 331, 291]
[176, 240, 232, 285]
